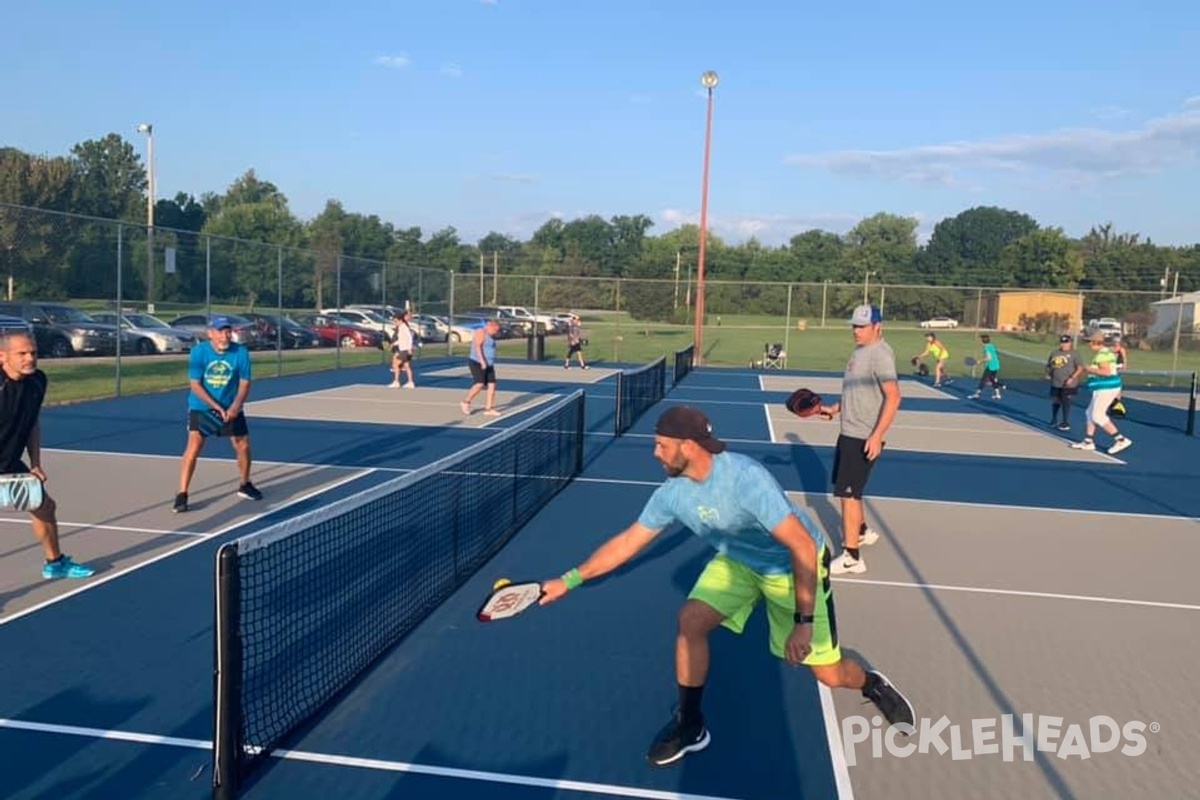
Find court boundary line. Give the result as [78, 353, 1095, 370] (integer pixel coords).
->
[762, 404, 778, 445]
[831, 577, 1200, 611]
[41, 448, 391, 470]
[0, 519, 206, 538]
[0, 468, 375, 628]
[0, 719, 759, 800]
[818, 685, 855, 800]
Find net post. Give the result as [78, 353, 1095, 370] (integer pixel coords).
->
[212, 544, 243, 800]
[1188, 371, 1197, 437]
[574, 392, 585, 475]
[614, 371, 624, 437]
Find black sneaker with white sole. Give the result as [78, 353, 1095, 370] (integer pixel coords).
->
[172, 492, 188, 513]
[863, 670, 916, 730]
[646, 712, 711, 766]
[237, 482, 263, 501]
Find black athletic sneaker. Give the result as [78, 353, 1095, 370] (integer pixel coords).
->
[646, 712, 711, 766]
[237, 482, 263, 501]
[863, 670, 916, 730]
[172, 492, 188, 513]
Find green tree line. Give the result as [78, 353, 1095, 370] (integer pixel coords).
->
[2, 134, 1197, 324]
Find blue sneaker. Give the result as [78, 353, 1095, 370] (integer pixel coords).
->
[42, 555, 95, 580]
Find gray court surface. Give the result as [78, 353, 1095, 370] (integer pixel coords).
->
[246, 385, 560, 427]
[767, 406, 1121, 463]
[423, 363, 619, 382]
[759, 374, 955, 401]
[786, 492, 1200, 800]
[1122, 389, 1192, 411]
[0, 450, 369, 619]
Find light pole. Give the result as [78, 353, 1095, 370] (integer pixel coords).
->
[693, 70, 718, 367]
[137, 123, 155, 310]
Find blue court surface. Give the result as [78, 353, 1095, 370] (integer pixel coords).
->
[1, 354, 1198, 800]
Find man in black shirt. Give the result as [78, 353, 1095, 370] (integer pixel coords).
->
[0, 332, 94, 579]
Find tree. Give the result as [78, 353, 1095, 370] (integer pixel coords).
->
[70, 134, 146, 221]
[998, 228, 1084, 289]
[917, 206, 1039, 286]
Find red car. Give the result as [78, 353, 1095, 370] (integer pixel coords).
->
[293, 313, 384, 349]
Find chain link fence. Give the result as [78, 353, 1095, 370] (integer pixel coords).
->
[2, 202, 1196, 399]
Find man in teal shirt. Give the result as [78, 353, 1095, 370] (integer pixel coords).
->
[970, 334, 1003, 400]
[174, 316, 262, 512]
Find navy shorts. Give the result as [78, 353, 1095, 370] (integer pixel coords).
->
[189, 410, 249, 438]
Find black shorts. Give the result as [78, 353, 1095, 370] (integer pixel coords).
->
[189, 410, 249, 438]
[468, 361, 496, 385]
[567, 342, 583, 355]
[831, 434, 880, 499]
[392, 348, 413, 364]
[1050, 386, 1078, 401]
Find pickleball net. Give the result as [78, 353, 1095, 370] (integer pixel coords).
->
[993, 349, 1196, 435]
[211, 389, 587, 799]
[673, 343, 695, 386]
[615, 355, 667, 436]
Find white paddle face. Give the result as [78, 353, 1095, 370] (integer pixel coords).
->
[0, 473, 44, 512]
[477, 582, 543, 622]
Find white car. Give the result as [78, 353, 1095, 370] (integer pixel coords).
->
[920, 316, 959, 329]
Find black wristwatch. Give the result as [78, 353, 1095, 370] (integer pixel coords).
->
[794, 612, 815, 625]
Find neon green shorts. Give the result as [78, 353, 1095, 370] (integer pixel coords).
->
[688, 547, 841, 665]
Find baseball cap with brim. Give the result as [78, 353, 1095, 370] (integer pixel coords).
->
[209, 315, 234, 330]
[1059, 334, 1073, 343]
[849, 304, 883, 326]
[654, 406, 726, 453]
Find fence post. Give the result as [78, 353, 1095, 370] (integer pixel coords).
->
[975, 289, 984, 332]
[820, 280, 828, 328]
[335, 255, 342, 370]
[276, 246, 283, 378]
[448, 270, 455, 357]
[784, 283, 793, 363]
[115, 225, 123, 398]
[205, 236, 212, 319]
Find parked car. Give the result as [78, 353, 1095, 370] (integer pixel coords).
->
[91, 312, 198, 355]
[241, 313, 321, 349]
[444, 315, 488, 343]
[0, 301, 119, 357]
[0, 314, 33, 336]
[410, 313, 450, 342]
[168, 314, 263, 349]
[293, 314, 384, 349]
[920, 316, 959, 329]
[320, 307, 392, 335]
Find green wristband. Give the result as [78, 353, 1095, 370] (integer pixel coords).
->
[562, 568, 584, 591]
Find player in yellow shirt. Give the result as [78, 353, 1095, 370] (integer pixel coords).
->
[915, 333, 950, 387]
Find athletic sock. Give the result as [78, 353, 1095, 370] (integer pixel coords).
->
[847, 547, 860, 561]
[859, 522, 869, 536]
[679, 684, 705, 728]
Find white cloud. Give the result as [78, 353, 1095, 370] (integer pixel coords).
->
[441, 62, 463, 78]
[657, 208, 869, 245]
[1184, 95, 1200, 108]
[785, 100, 1200, 187]
[492, 173, 539, 185]
[374, 54, 411, 69]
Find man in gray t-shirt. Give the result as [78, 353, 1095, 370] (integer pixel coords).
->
[823, 304, 902, 576]
[1046, 334, 1085, 430]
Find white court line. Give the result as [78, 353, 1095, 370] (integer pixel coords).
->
[0, 519, 205, 538]
[0, 468, 375, 628]
[763, 404, 778, 444]
[41, 448, 374, 470]
[833, 577, 1200, 612]
[818, 686, 855, 800]
[0, 719, 762, 800]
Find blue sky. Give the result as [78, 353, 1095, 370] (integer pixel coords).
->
[4, 0, 1199, 247]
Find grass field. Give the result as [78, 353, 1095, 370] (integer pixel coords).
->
[37, 311, 1199, 405]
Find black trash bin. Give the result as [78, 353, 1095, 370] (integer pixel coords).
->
[527, 333, 546, 361]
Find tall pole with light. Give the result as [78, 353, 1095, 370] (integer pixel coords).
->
[693, 70, 718, 367]
[137, 123, 155, 310]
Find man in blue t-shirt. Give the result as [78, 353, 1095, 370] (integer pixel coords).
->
[538, 405, 915, 767]
[174, 316, 262, 512]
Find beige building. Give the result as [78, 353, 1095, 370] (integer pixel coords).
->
[964, 291, 1082, 332]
